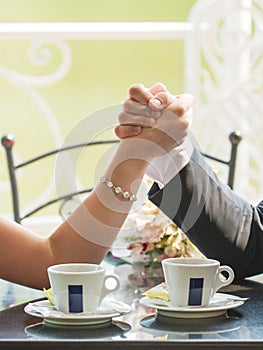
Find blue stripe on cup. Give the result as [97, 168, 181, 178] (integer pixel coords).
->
[68, 285, 83, 312]
[188, 278, 203, 306]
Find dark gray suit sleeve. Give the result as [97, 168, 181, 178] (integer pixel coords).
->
[148, 148, 263, 280]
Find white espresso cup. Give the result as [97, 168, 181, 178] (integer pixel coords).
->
[161, 258, 235, 307]
[47, 263, 120, 313]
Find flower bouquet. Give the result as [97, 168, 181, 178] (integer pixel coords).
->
[112, 199, 202, 266]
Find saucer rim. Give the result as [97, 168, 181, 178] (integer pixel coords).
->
[24, 299, 131, 326]
[140, 292, 245, 313]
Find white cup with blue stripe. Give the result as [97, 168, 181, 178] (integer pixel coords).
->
[47, 263, 120, 313]
[161, 258, 234, 307]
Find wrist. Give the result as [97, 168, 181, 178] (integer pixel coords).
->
[118, 139, 155, 162]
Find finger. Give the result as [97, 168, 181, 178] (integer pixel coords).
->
[147, 83, 168, 114]
[179, 107, 193, 127]
[149, 92, 194, 114]
[166, 93, 195, 117]
[115, 125, 142, 139]
[129, 83, 153, 104]
[119, 111, 156, 127]
[123, 99, 161, 119]
[149, 91, 176, 110]
[148, 82, 168, 95]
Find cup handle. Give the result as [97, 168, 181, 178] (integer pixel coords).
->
[100, 274, 120, 302]
[215, 265, 235, 291]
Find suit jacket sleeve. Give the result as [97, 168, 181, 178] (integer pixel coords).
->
[148, 147, 263, 280]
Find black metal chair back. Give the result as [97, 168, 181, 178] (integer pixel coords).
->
[1, 134, 119, 223]
[200, 131, 242, 190]
[1, 131, 242, 224]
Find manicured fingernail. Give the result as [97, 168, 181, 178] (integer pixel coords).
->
[150, 98, 162, 106]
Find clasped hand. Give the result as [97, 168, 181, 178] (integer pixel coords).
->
[115, 82, 194, 157]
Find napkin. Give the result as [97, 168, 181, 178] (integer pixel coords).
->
[27, 299, 131, 318]
[143, 282, 169, 301]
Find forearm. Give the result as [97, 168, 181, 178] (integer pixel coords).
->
[0, 216, 53, 289]
[0, 140, 151, 290]
[149, 148, 263, 279]
[0, 82, 192, 289]
[48, 139, 151, 274]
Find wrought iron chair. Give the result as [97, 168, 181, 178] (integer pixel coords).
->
[1, 133, 119, 224]
[200, 130, 242, 190]
[1, 131, 242, 225]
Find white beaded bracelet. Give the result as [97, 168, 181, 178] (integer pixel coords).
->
[99, 176, 137, 201]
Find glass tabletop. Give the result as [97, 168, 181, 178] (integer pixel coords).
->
[1, 255, 263, 349]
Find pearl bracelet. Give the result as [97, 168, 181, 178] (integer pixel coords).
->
[99, 176, 137, 201]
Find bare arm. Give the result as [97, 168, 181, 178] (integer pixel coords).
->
[0, 142, 149, 289]
[0, 89, 193, 290]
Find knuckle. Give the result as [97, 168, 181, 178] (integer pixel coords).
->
[175, 106, 186, 117]
[152, 82, 168, 92]
[129, 83, 144, 96]
[123, 98, 132, 110]
[114, 126, 121, 138]
[154, 91, 166, 102]
[155, 82, 167, 90]
[181, 118, 190, 130]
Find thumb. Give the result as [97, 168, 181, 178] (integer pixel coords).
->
[148, 91, 177, 111]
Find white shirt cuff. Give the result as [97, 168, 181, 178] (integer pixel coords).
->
[146, 136, 194, 189]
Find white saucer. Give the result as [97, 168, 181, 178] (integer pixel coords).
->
[140, 293, 246, 319]
[24, 299, 131, 326]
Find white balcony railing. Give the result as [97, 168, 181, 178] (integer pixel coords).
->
[0, 22, 192, 40]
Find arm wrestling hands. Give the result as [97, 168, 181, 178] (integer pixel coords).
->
[116, 83, 263, 280]
[115, 82, 194, 145]
[0, 83, 194, 290]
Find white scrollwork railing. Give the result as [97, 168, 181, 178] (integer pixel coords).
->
[1, 6, 263, 212]
[185, 0, 263, 204]
[0, 39, 72, 215]
[0, 22, 191, 40]
[0, 22, 190, 216]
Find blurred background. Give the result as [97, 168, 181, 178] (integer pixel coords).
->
[0, 0, 196, 215]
